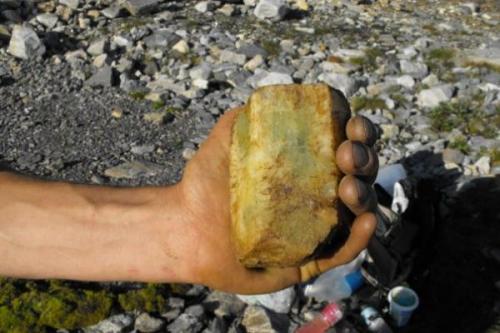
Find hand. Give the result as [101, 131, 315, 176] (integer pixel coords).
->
[179, 104, 379, 294]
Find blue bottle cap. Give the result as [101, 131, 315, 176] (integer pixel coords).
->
[345, 270, 364, 292]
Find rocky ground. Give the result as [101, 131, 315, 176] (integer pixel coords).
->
[0, 0, 499, 332]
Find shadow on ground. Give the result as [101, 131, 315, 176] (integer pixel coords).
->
[400, 151, 500, 333]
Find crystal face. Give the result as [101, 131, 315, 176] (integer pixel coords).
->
[230, 84, 348, 268]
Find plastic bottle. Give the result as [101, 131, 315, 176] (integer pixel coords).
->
[304, 251, 366, 302]
[304, 269, 364, 302]
[295, 302, 343, 333]
[361, 306, 393, 333]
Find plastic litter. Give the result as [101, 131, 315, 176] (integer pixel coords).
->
[295, 302, 343, 333]
[374, 164, 407, 197]
[387, 286, 419, 327]
[304, 251, 366, 302]
[361, 306, 393, 333]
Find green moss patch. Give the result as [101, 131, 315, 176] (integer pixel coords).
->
[351, 96, 387, 112]
[429, 97, 499, 138]
[0, 279, 179, 332]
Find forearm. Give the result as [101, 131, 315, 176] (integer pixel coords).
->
[0, 172, 195, 283]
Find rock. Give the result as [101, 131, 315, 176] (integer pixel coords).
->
[185, 305, 205, 318]
[123, 0, 159, 16]
[422, 73, 440, 87]
[130, 144, 155, 155]
[59, 0, 80, 9]
[238, 287, 295, 314]
[218, 4, 236, 16]
[194, 1, 215, 13]
[7, 25, 46, 60]
[460, 2, 479, 14]
[219, 49, 247, 65]
[242, 306, 290, 333]
[254, 0, 288, 21]
[36, 13, 58, 29]
[143, 29, 179, 49]
[135, 313, 165, 333]
[399, 60, 428, 79]
[464, 48, 500, 70]
[0, 24, 10, 41]
[102, 4, 122, 18]
[172, 40, 189, 54]
[396, 75, 415, 89]
[104, 160, 162, 179]
[244, 54, 264, 72]
[237, 43, 268, 58]
[442, 148, 465, 164]
[417, 84, 454, 108]
[167, 297, 185, 309]
[204, 291, 246, 318]
[231, 84, 344, 267]
[166, 313, 203, 333]
[86, 66, 114, 87]
[84, 314, 133, 333]
[93, 54, 108, 68]
[255, 71, 293, 88]
[182, 147, 196, 160]
[87, 39, 108, 56]
[475, 156, 491, 175]
[380, 124, 399, 140]
[318, 72, 357, 97]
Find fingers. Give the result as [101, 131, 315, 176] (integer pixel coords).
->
[336, 141, 379, 180]
[299, 212, 377, 282]
[346, 115, 378, 146]
[339, 175, 377, 216]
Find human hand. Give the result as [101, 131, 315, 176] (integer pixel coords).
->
[178, 99, 379, 294]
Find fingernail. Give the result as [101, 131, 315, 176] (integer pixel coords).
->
[352, 142, 369, 169]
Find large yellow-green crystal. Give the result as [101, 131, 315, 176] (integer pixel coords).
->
[230, 84, 347, 268]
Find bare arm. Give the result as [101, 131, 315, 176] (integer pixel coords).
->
[0, 172, 195, 283]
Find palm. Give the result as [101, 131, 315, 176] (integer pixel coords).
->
[179, 106, 378, 294]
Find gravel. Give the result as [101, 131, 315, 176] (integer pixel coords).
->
[1, 0, 499, 332]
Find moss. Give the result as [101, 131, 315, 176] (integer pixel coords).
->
[152, 100, 165, 110]
[118, 284, 169, 313]
[464, 61, 500, 73]
[351, 96, 387, 112]
[428, 48, 455, 62]
[259, 39, 281, 57]
[0, 279, 113, 332]
[348, 48, 383, 71]
[129, 90, 147, 101]
[119, 17, 151, 32]
[449, 136, 470, 154]
[429, 97, 499, 138]
[425, 48, 456, 80]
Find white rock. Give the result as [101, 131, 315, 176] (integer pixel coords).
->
[59, 0, 80, 9]
[7, 25, 46, 59]
[318, 72, 357, 97]
[194, 1, 214, 13]
[474, 156, 491, 175]
[396, 75, 415, 89]
[36, 13, 58, 29]
[189, 63, 212, 81]
[254, 0, 288, 20]
[256, 72, 293, 87]
[417, 84, 454, 108]
[87, 38, 108, 56]
[244, 54, 264, 72]
[172, 40, 189, 54]
[422, 73, 440, 87]
[92, 54, 108, 67]
[84, 314, 133, 333]
[135, 313, 165, 333]
[219, 49, 247, 65]
[399, 60, 428, 79]
[182, 148, 196, 160]
[380, 124, 399, 140]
